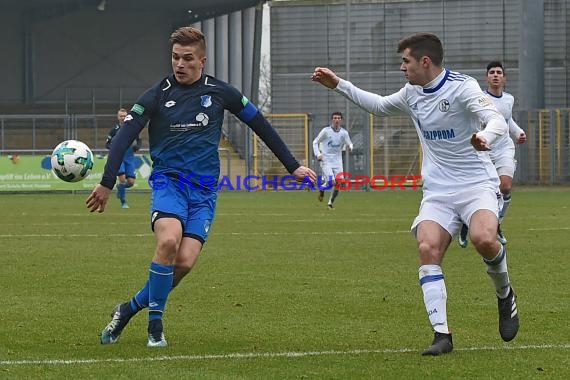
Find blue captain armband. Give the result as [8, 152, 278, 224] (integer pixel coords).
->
[237, 97, 258, 123]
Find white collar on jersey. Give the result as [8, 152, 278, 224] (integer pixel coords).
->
[423, 69, 447, 91]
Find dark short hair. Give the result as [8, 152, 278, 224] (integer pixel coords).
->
[397, 32, 444, 66]
[331, 111, 343, 119]
[486, 61, 505, 74]
[170, 26, 206, 53]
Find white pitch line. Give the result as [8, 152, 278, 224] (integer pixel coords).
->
[218, 231, 410, 236]
[3, 227, 569, 238]
[0, 218, 411, 226]
[0, 234, 151, 238]
[0, 231, 410, 238]
[527, 227, 570, 231]
[1, 344, 569, 367]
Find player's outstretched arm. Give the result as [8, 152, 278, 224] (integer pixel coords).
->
[310, 67, 340, 89]
[292, 166, 317, 184]
[229, 86, 317, 185]
[86, 184, 112, 213]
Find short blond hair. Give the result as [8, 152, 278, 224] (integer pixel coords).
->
[169, 26, 206, 54]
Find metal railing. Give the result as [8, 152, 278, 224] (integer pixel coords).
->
[2, 109, 569, 186]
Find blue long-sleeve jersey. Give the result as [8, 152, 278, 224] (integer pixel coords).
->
[101, 74, 300, 189]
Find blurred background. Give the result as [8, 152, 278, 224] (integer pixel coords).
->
[0, 0, 568, 190]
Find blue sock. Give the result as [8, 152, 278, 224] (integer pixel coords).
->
[117, 182, 126, 202]
[148, 262, 174, 321]
[130, 277, 179, 312]
[131, 281, 150, 312]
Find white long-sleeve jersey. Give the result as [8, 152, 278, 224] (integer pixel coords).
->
[485, 90, 525, 161]
[334, 69, 508, 193]
[312, 126, 353, 167]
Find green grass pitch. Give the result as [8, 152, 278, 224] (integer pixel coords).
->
[0, 188, 569, 379]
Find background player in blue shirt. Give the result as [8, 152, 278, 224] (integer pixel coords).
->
[86, 26, 316, 347]
[105, 108, 142, 209]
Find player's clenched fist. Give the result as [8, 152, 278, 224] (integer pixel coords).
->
[310, 67, 340, 89]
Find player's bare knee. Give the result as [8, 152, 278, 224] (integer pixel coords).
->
[156, 236, 180, 259]
[417, 241, 442, 263]
[471, 233, 496, 253]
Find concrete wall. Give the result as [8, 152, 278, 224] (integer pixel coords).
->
[0, 4, 262, 111]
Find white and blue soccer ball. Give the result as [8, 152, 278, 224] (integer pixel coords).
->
[51, 140, 94, 182]
[196, 112, 209, 126]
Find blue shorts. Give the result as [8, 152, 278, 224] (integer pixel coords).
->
[150, 175, 217, 243]
[118, 154, 137, 179]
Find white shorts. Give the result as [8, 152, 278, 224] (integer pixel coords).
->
[320, 161, 343, 185]
[411, 187, 503, 238]
[490, 146, 516, 177]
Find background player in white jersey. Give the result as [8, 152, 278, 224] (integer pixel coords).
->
[313, 111, 353, 209]
[311, 32, 519, 356]
[459, 61, 527, 247]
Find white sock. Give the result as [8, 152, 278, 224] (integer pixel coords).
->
[484, 245, 511, 299]
[419, 265, 449, 334]
[499, 194, 511, 223]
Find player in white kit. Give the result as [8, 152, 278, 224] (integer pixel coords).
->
[459, 61, 527, 247]
[313, 111, 353, 209]
[311, 33, 519, 356]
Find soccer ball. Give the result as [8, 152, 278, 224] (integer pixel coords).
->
[196, 112, 209, 126]
[51, 140, 94, 182]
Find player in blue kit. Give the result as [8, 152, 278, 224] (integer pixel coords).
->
[311, 33, 519, 356]
[105, 108, 142, 209]
[86, 26, 316, 347]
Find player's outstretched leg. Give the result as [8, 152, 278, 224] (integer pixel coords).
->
[458, 223, 469, 248]
[422, 331, 453, 356]
[100, 302, 136, 344]
[498, 287, 519, 341]
[318, 190, 324, 202]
